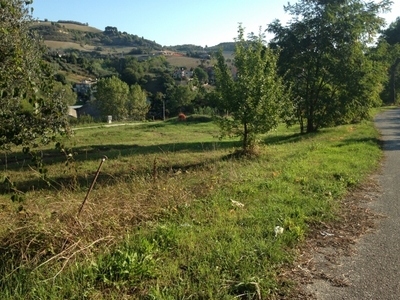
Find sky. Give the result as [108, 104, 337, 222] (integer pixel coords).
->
[30, 0, 400, 48]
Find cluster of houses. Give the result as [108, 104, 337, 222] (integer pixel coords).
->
[74, 78, 97, 98]
[68, 78, 98, 118]
[173, 68, 194, 79]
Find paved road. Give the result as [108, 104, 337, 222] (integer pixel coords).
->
[307, 108, 400, 299]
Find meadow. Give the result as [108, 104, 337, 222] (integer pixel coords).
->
[31, 21, 103, 33]
[0, 113, 384, 299]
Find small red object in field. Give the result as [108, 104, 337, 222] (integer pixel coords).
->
[178, 113, 186, 121]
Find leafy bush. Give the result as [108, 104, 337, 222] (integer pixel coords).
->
[185, 114, 213, 123]
[194, 106, 216, 116]
[68, 114, 96, 125]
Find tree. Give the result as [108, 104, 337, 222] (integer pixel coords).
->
[193, 67, 209, 84]
[94, 76, 129, 121]
[268, 0, 391, 133]
[54, 73, 67, 85]
[127, 84, 150, 120]
[104, 26, 118, 34]
[52, 82, 77, 106]
[167, 84, 196, 115]
[213, 25, 289, 153]
[0, 0, 70, 149]
[379, 17, 400, 104]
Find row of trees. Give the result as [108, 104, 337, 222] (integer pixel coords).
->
[211, 0, 397, 151]
[94, 77, 149, 121]
[266, 0, 392, 133]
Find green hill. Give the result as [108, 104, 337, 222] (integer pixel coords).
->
[31, 20, 235, 54]
[31, 21, 163, 54]
[31, 20, 235, 89]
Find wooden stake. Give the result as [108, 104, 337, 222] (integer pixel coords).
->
[77, 155, 107, 218]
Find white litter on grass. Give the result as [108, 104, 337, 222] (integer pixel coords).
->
[274, 226, 284, 237]
[320, 231, 334, 237]
[230, 199, 245, 208]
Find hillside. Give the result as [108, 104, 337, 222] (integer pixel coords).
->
[31, 21, 163, 54]
[31, 20, 235, 55]
[30, 19, 236, 112]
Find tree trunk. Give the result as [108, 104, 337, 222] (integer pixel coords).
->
[306, 117, 315, 133]
[390, 58, 400, 104]
[306, 102, 317, 133]
[243, 122, 248, 152]
[299, 115, 304, 134]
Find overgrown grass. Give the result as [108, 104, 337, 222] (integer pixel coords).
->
[0, 114, 384, 299]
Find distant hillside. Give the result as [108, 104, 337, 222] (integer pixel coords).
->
[30, 20, 236, 87]
[208, 42, 236, 52]
[31, 21, 102, 33]
[31, 20, 163, 54]
[31, 20, 235, 54]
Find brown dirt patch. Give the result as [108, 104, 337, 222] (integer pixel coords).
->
[277, 176, 384, 299]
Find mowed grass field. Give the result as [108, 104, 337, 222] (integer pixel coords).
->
[165, 51, 234, 69]
[165, 56, 205, 69]
[31, 21, 102, 33]
[44, 40, 96, 51]
[44, 40, 139, 55]
[0, 113, 384, 299]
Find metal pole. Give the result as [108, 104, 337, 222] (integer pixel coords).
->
[77, 155, 107, 218]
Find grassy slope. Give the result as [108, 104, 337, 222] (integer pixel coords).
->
[165, 56, 207, 69]
[31, 21, 102, 33]
[0, 115, 383, 298]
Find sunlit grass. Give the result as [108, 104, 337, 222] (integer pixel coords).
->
[0, 114, 384, 299]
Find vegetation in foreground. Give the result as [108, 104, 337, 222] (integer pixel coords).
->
[0, 114, 383, 299]
[0, 0, 394, 298]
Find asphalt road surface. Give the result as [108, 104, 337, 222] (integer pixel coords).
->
[307, 108, 400, 299]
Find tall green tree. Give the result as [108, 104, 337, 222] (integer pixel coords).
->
[193, 67, 209, 84]
[127, 83, 150, 120]
[52, 82, 77, 106]
[213, 25, 289, 153]
[379, 17, 400, 104]
[0, 0, 70, 149]
[94, 76, 129, 120]
[268, 0, 391, 133]
[167, 84, 196, 115]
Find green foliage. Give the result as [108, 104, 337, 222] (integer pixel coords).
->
[381, 16, 400, 45]
[193, 67, 209, 83]
[167, 84, 196, 115]
[0, 0, 70, 149]
[94, 76, 129, 120]
[68, 114, 96, 125]
[54, 73, 67, 84]
[52, 82, 77, 106]
[378, 18, 400, 104]
[194, 106, 216, 116]
[268, 0, 391, 133]
[94, 76, 152, 121]
[128, 83, 150, 120]
[213, 25, 289, 152]
[2, 175, 25, 202]
[89, 237, 158, 289]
